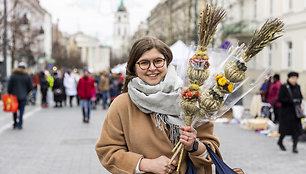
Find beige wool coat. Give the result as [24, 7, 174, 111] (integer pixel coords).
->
[95, 93, 221, 174]
[99, 75, 110, 92]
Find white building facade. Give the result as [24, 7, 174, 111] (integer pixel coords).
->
[220, 0, 306, 95]
[112, 0, 131, 59]
[74, 33, 110, 73]
[0, 0, 52, 75]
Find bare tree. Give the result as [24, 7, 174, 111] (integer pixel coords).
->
[52, 41, 86, 69]
[0, 0, 45, 68]
[148, 0, 196, 46]
[110, 52, 128, 69]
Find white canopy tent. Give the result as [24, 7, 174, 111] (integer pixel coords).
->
[170, 40, 194, 67]
[111, 62, 127, 74]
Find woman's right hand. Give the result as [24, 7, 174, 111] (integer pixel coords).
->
[139, 156, 177, 174]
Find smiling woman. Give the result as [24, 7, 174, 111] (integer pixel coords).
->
[135, 49, 168, 86]
[95, 36, 221, 174]
[122, 36, 173, 91]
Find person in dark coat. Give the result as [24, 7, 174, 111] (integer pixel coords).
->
[277, 72, 303, 153]
[52, 72, 65, 107]
[39, 71, 49, 108]
[7, 62, 33, 129]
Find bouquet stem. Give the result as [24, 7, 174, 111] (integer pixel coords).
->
[177, 147, 184, 172]
[172, 142, 181, 152]
[168, 144, 183, 167]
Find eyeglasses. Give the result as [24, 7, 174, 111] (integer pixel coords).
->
[136, 58, 166, 70]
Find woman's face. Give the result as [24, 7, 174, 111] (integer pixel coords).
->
[288, 76, 298, 85]
[135, 48, 168, 86]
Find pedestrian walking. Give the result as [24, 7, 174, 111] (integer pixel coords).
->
[95, 36, 221, 174]
[268, 74, 282, 123]
[91, 83, 98, 110]
[31, 73, 40, 105]
[63, 71, 77, 107]
[277, 72, 303, 153]
[52, 72, 65, 107]
[118, 72, 124, 91]
[98, 71, 110, 109]
[7, 62, 33, 129]
[72, 70, 81, 106]
[39, 71, 49, 108]
[260, 75, 272, 102]
[94, 72, 101, 106]
[109, 73, 121, 105]
[45, 71, 54, 105]
[77, 68, 95, 123]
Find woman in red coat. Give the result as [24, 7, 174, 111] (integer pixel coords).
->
[268, 74, 282, 123]
[77, 68, 95, 123]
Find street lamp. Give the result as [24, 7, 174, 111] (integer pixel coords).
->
[1, 0, 8, 94]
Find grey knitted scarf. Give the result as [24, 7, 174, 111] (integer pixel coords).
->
[128, 65, 185, 145]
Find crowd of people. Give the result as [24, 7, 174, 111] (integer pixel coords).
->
[259, 72, 305, 154]
[7, 63, 125, 128]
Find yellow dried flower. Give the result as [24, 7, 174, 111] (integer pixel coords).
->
[197, 50, 207, 55]
[218, 78, 227, 86]
[189, 84, 200, 90]
[228, 83, 234, 92]
[215, 74, 224, 81]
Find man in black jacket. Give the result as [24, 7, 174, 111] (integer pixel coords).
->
[7, 62, 33, 129]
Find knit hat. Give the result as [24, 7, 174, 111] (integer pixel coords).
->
[18, 62, 26, 69]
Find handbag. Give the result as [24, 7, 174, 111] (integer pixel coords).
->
[286, 85, 305, 118]
[185, 155, 197, 174]
[204, 143, 242, 174]
[54, 88, 63, 95]
[294, 104, 305, 119]
[1, 94, 19, 113]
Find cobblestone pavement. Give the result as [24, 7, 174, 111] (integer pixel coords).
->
[0, 103, 110, 174]
[1, 101, 306, 174]
[214, 123, 306, 174]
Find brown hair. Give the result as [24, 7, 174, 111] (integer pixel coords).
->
[122, 36, 173, 93]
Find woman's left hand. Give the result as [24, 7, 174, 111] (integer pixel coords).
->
[179, 126, 197, 151]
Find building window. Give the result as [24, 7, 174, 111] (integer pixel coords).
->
[268, 45, 272, 67]
[283, 0, 292, 13]
[118, 16, 121, 22]
[304, 39, 306, 70]
[254, 0, 257, 18]
[270, 0, 273, 16]
[240, 1, 244, 20]
[287, 41, 292, 68]
[289, 0, 293, 10]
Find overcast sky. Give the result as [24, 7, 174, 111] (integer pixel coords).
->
[40, 0, 160, 46]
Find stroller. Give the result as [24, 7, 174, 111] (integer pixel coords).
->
[261, 102, 272, 118]
[27, 91, 36, 105]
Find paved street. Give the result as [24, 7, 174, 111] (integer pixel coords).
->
[0, 103, 109, 174]
[0, 102, 306, 174]
[215, 123, 306, 174]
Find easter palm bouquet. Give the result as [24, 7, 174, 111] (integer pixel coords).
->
[168, 4, 284, 171]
